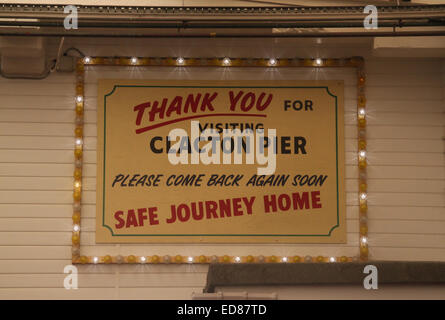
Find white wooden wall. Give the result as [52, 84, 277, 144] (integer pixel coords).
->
[0, 38, 444, 299]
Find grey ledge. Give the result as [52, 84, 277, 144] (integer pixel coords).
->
[204, 261, 445, 293]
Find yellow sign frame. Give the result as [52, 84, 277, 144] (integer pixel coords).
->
[71, 56, 368, 264]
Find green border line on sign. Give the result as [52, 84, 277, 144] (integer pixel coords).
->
[102, 85, 340, 237]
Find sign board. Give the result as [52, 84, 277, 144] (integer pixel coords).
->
[96, 80, 345, 243]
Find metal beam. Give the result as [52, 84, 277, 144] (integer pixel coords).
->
[1, 29, 444, 38]
[0, 4, 443, 37]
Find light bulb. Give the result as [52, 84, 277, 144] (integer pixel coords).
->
[187, 256, 193, 263]
[75, 138, 83, 146]
[176, 57, 185, 65]
[76, 96, 83, 103]
[268, 58, 277, 66]
[131, 57, 138, 64]
[140, 256, 146, 263]
[234, 256, 241, 263]
[361, 237, 368, 244]
[73, 224, 80, 232]
[222, 57, 231, 66]
[359, 150, 366, 158]
[329, 257, 336, 263]
[282, 257, 288, 263]
[93, 256, 99, 264]
[358, 108, 366, 116]
[83, 56, 91, 64]
[315, 58, 323, 65]
[360, 193, 367, 200]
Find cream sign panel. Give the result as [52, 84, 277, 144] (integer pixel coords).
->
[96, 80, 346, 243]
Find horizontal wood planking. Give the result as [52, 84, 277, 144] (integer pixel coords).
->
[0, 273, 207, 288]
[0, 53, 444, 299]
[0, 287, 205, 299]
[1, 136, 444, 153]
[1, 190, 442, 206]
[1, 204, 444, 221]
[1, 218, 445, 235]
[2, 109, 444, 127]
[1, 150, 443, 166]
[1, 176, 443, 193]
[2, 123, 443, 139]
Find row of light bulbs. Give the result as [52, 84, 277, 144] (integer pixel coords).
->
[357, 66, 369, 260]
[75, 254, 356, 265]
[72, 56, 368, 264]
[83, 56, 325, 67]
[72, 58, 85, 260]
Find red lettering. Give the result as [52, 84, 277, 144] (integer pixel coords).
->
[219, 199, 232, 218]
[293, 192, 310, 209]
[184, 93, 202, 113]
[278, 194, 291, 211]
[229, 90, 244, 111]
[256, 92, 273, 111]
[125, 209, 138, 228]
[114, 211, 125, 229]
[311, 191, 322, 209]
[205, 201, 218, 218]
[148, 98, 167, 122]
[264, 194, 277, 213]
[201, 92, 217, 111]
[177, 204, 190, 222]
[242, 196, 255, 215]
[166, 96, 183, 117]
[137, 208, 148, 226]
[133, 102, 150, 125]
[232, 198, 243, 216]
[241, 92, 255, 112]
[148, 207, 159, 225]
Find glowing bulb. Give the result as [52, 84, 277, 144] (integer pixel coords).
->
[140, 256, 146, 263]
[268, 58, 277, 66]
[282, 257, 288, 263]
[131, 57, 138, 64]
[234, 256, 241, 263]
[358, 108, 366, 116]
[360, 193, 367, 200]
[315, 58, 322, 65]
[75, 138, 83, 146]
[74, 181, 81, 188]
[93, 256, 98, 264]
[361, 237, 368, 244]
[73, 224, 80, 232]
[222, 57, 231, 66]
[76, 96, 83, 103]
[359, 150, 366, 158]
[187, 256, 193, 263]
[329, 257, 336, 263]
[83, 56, 91, 64]
[176, 57, 185, 65]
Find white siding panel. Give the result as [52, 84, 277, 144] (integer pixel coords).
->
[0, 51, 444, 299]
